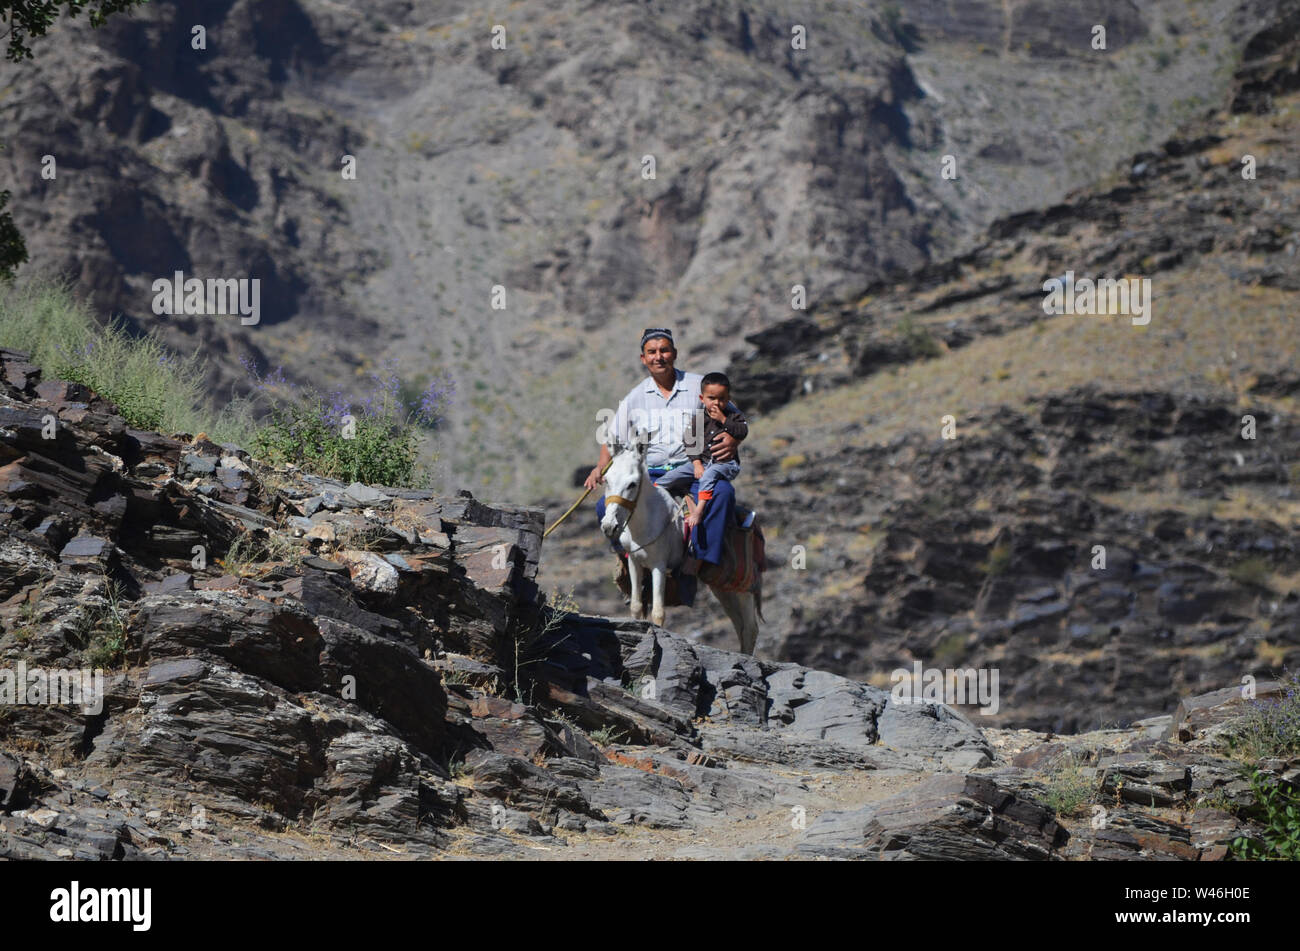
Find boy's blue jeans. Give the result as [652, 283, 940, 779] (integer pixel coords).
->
[655, 460, 740, 564]
[654, 459, 740, 500]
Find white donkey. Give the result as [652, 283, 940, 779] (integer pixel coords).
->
[600, 431, 762, 654]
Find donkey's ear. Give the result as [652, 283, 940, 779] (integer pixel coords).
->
[629, 424, 649, 454]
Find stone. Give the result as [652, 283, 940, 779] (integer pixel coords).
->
[179, 453, 217, 476]
[59, 535, 108, 560]
[0, 752, 40, 810]
[802, 774, 1068, 860]
[336, 550, 399, 595]
[1166, 682, 1286, 744]
[876, 699, 994, 769]
[345, 482, 390, 505]
[142, 573, 194, 595]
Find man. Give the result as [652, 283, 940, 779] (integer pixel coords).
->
[585, 328, 743, 576]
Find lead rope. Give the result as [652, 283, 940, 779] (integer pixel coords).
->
[543, 457, 613, 539]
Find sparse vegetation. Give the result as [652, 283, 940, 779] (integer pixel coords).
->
[510, 587, 579, 705]
[331, 520, 394, 553]
[877, 3, 920, 53]
[1223, 672, 1300, 763]
[0, 278, 254, 442]
[247, 359, 451, 488]
[12, 596, 40, 642]
[589, 724, 629, 747]
[1230, 770, 1300, 861]
[1037, 753, 1102, 817]
[897, 316, 942, 360]
[1229, 556, 1273, 589]
[930, 630, 967, 669]
[217, 531, 304, 579]
[66, 576, 132, 668]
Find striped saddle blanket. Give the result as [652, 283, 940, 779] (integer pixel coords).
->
[697, 516, 766, 593]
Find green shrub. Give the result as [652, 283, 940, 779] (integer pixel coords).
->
[897, 316, 942, 360]
[1225, 671, 1300, 762]
[1038, 754, 1101, 817]
[0, 281, 451, 488]
[879, 3, 920, 52]
[1230, 770, 1300, 861]
[246, 360, 451, 488]
[0, 189, 27, 281]
[66, 578, 131, 668]
[589, 724, 629, 747]
[1229, 556, 1273, 589]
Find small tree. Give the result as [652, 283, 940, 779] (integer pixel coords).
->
[3, 0, 149, 61]
[0, 190, 27, 281]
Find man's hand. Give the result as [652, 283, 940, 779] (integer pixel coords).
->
[586, 445, 612, 492]
[710, 431, 739, 462]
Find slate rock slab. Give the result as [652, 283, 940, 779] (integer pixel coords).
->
[801, 774, 1068, 860]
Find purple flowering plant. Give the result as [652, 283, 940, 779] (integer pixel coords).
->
[246, 357, 453, 487]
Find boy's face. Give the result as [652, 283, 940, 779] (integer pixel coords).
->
[699, 383, 729, 412]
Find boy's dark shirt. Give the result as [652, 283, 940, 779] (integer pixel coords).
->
[686, 402, 748, 465]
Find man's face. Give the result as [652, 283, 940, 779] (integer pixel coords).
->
[640, 337, 676, 375]
[699, 383, 729, 412]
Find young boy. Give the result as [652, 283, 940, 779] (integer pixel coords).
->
[654, 372, 748, 532]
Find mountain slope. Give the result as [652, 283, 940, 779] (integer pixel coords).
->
[539, 5, 1300, 731]
[0, 0, 1260, 498]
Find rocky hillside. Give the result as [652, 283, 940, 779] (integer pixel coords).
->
[0, 0, 1264, 498]
[1, 351, 1295, 860]
[539, 3, 1300, 733]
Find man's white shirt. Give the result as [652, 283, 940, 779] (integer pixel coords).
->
[606, 369, 704, 469]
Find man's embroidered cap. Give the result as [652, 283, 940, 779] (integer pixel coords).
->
[640, 327, 674, 349]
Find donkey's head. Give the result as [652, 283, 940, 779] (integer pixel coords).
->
[600, 425, 649, 541]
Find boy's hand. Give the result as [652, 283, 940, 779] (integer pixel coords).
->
[705, 402, 726, 422]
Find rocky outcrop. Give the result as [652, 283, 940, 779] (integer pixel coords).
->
[0, 351, 983, 859]
[3, 355, 1294, 859]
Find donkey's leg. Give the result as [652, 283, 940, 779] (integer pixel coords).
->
[650, 565, 666, 627]
[736, 593, 759, 655]
[710, 588, 746, 653]
[709, 588, 759, 655]
[628, 558, 644, 619]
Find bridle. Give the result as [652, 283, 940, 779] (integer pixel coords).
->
[605, 456, 677, 555]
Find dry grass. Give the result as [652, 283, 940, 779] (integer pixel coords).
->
[1096, 486, 1300, 528]
[766, 265, 1298, 450]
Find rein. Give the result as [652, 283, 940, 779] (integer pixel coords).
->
[606, 464, 677, 555]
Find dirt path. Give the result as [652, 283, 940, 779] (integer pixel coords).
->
[452, 766, 931, 861]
